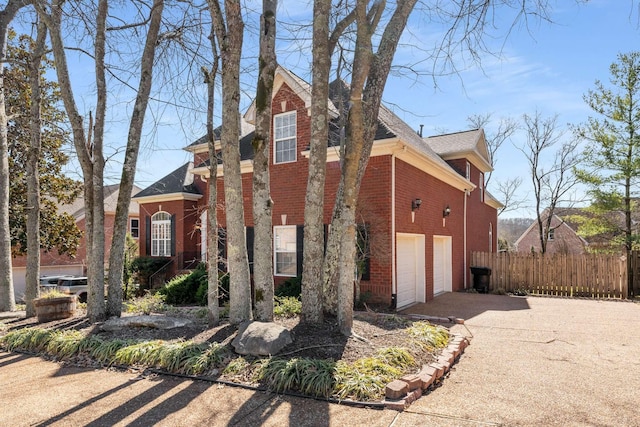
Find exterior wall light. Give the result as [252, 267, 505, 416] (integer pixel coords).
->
[411, 198, 422, 211]
[443, 205, 451, 217]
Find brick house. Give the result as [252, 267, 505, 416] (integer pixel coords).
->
[11, 184, 141, 301]
[514, 207, 637, 254]
[133, 67, 500, 309]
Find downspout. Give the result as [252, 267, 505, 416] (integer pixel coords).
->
[463, 188, 469, 289]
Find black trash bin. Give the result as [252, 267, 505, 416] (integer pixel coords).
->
[470, 266, 491, 293]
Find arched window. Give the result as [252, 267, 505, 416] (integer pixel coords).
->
[151, 211, 172, 256]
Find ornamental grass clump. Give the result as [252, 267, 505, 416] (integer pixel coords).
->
[46, 330, 84, 359]
[113, 340, 166, 366]
[185, 342, 229, 375]
[0, 327, 54, 352]
[259, 358, 336, 397]
[406, 321, 450, 352]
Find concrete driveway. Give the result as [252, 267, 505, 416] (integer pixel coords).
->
[400, 293, 640, 426]
[1, 294, 639, 426]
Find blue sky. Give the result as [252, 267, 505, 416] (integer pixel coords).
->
[50, 1, 638, 219]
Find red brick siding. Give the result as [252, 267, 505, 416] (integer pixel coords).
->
[394, 159, 466, 299]
[137, 82, 498, 305]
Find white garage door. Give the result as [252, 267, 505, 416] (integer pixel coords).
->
[433, 236, 452, 295]
[396, 234, 425, 309]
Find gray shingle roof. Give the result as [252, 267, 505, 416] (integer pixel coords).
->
[133, 162, 201, 198]
[427, 129, 485, 156]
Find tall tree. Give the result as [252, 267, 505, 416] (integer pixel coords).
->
[106, 0, 164, 318]
[24, 20, 48, 317]
[329, 0, 416, 335]
[0, 0, 30, 312]
[204, 36, 220, 326]
[208, 0, 252, 324]
[575, 51, 640, 296]
[301, 0, 355, 323]
[6, 31, 81, 258]
[518, 111, 579, 254]
[36, 0, 109, 322]
[252, 0, 277, 322]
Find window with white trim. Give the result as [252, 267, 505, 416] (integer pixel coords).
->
[274, 225, 296, 276]
[130, 218, 139, 239]
[465, 161, 470, 180]
[479, 172, 484, 202]
[548, 228, 555, 241]
[151, 211, 171, 257]
[274, 111, 297, 164]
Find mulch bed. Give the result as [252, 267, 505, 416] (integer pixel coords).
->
[1, 308, 441, 368]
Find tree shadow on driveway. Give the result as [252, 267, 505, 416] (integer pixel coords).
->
[401, 292, 530, 322]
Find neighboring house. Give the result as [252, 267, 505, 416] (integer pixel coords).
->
[133, 66, 500, 309]
[11, 184, 141, 301]
[514, 209, 588, 254]
[515, 207, 639, 254]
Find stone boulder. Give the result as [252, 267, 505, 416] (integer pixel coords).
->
[101, 315, 192, 331]
[231, 321, 293, 356]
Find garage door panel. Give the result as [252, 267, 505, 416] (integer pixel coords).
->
[397, 234, 425, 309]
[397, 236, 416, 308]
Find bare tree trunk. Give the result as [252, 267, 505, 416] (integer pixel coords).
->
[301, 0, 331, 324]
[209, 0, 252, 324]
[24, 20, 48, 317]
[205, 33, 220, 327]
[332, 0, 417, 335]
[107, 0, 164, 318]
[306, 5, 356, 321]
[251, 0, 277, 322]
[0, 0, 28, 312]
[37, 0, 108, 322]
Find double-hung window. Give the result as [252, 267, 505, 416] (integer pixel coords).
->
[151, 212, 171, 257]
[274, 225, 296, 276]
[274, 111, 296, 164]
[130, 218, 139, 238]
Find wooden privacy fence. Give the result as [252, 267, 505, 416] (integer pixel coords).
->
[470, 252, 629, 299]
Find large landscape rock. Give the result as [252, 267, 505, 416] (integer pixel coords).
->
[101, 315, 192, 331]
[231, 321, 293, 356]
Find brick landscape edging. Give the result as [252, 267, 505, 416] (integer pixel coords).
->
[383, 331, 470, 411]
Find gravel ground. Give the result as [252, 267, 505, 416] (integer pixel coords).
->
[1, 294, 639, 426]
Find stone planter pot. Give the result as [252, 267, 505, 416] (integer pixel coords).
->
[33, 296, 77, 323]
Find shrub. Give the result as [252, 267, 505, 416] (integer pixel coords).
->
[274, 276, 301, 298]
[159, 268, 207, 305]
[273, 296, 302, 318]
[123, 293, 167, 315]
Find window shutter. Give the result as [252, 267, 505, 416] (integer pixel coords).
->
[170, 214, 176, 257]
[296, 225, 304, 277]
[245, 226, 254, 274]
[145, 216, 151, 255]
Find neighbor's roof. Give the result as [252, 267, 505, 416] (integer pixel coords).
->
[58, 183, 141, 220]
